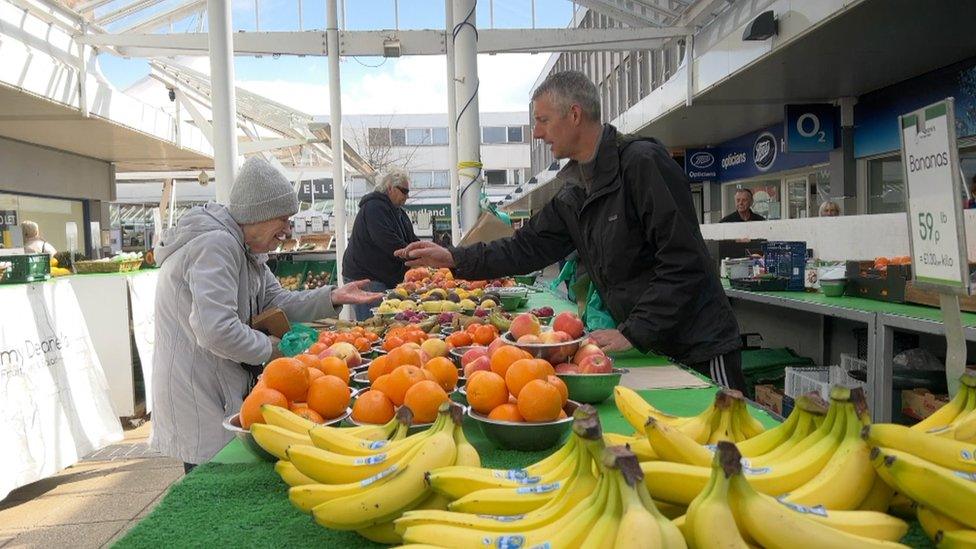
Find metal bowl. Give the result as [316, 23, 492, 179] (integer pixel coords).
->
[502, 329, 586, 365]
[351, 370, 371, 389]
[556, 367, 627, 404]
[468, 400, 578, 451]
[449, 345, 486, 368]
[223, 407, 351, 462]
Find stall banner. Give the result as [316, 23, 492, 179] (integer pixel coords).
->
[784, 104, 837, 152]
[0, 281, 122, 501]
[127, 272, 157, 413]
[297, 179, 334, 202]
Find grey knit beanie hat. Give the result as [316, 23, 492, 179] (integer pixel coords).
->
[227, 156, 299, 224]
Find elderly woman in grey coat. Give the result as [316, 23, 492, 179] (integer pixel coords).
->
[150, 157, 381, 471]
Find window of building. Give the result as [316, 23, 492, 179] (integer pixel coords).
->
[507, 126, 523, 143]
[0, 193, 85, 251]
[723, 179, 782, 220]
[432, 127, 448, 145]
[432, 171, 449, 188]
[485, 170, 507, 185]
[867, 155, 905, 214]
[483, 127, 507, 144]
[391, 128, 406, 146]
[368, 127, 390, 146]
[410, 171, 433, 189]
[406, 128, 432, 146]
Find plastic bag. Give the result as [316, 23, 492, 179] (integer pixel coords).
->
[279, 324, 319, 357]
[583, 282, 617, 331]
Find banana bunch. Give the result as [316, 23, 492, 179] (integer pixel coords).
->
[675, 441, 909, 548]
[399, 411, 687, 548]
[614, 386, 766, 444]
[641, 386, 886, 511]
[268, 403, 476, 545]
[910, 369, 976, 441]
[870, 446, 976, 544]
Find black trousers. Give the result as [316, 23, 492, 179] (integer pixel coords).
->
[183, 462, 197, 474]
[687, 349, 747, 392]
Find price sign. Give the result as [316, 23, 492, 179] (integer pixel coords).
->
[899, 98, 970, 294]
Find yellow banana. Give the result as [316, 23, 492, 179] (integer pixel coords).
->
[446, 480, 565, 515]
[951, 409, 976, 442]
[856, 473, 895, 512]
[747, 399, 841, 467]
[452, 423, 481, 467]
[707, 406, 735, 445]
[871, 446, 976, 529]
[722, 442, 909, 549]
[736, 392, 827, 457]
[918, 505, 967, 541]
[936, 529, 976, 548]
[913, 371, 976, 432]
[250, 422, 313, 460]
[863, 423, 976, 473]
[614, 386, 689, 431]
[676, 405, 718, 444]
[612, 460, 667, 549]
[260, 404, 317, 434]
[744, 406, 821, 464]
[274, 460, 317, 487]
[581, 465, 620, 549]
[287, 465, 404, 513]
[688, 448, 750, 549]
[644, 416, 712, 466]
[733, 398, 767, 439]
[313, 430, 457, 531]
[603, 432, 658, 461]
[356, 492, 449, 545]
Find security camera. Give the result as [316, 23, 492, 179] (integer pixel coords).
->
[168, 88, 176, 102]
[198, 171, 209, 186]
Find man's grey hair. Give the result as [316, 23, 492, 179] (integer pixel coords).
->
[531, 71, 601, 122]
[375, 168, 410, 193]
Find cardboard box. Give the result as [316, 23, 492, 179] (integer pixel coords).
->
[901, 388, 950, 421]
[755, 384, 785, 415]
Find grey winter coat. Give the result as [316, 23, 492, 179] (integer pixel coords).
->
[149, 204, 338, 464]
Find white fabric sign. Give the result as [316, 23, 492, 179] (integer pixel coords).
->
[127, 271, 157, 414]
[0, 281, 123, 501]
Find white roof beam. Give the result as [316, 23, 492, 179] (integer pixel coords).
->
[80, 27, 691, 56]
[96, 0, 165, 26]
[630, 0, 681, 21]
[238, 137, 317, 155]
[75, 0, 119, 13]
[678, 0, 731, 28]
[572, 0, 657, 27]
[116, 0, 205, 34]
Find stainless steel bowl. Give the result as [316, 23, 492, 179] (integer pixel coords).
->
[223, 407, 351, 462]
[467, 400, 578, 451]
[502, 329, 586, 365]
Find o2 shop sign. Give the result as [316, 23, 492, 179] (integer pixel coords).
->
[784, 104, 837, 152]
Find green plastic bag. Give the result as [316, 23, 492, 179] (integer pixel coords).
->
[583, 282, 617, 331]
[550, 258, 579, 302]
[279, 324, 319, 357]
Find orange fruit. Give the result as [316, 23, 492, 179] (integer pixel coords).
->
[403, 380, 450, 423]
[385, 365, 426, 406]
[383, 336, 405, 352]
[307, 368, 325, 383]
[372, 374, 394, 397]
[473, 325, 497, 346]
[505, 358, 550, 398]
[306, 375, 351, 420]
[490, 345, 531, 378]
[534, 359, 556, 377]
[289, 404, 326, 423]
[488, 403, 524, 423]
[466, 370, 489, 383]
[295, 354, 322, 370]
[467, 371, 509, 415]
[387, 346, 423, 369]
[319, 356, 350, 385]
[367, 355, 395, 383]
[447, 332, 473, 347]
[557, 410, 568, 419]
[517, 379, 562, 422]
[351, 390, 396, 424]
[239, 387, 288, 429]
[308, 342, 326, 355]
[547, 375, 569, 405]
[262, 358, 310, 402]
[424, 357, 459, 392]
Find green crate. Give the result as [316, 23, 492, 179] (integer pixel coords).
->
[0, 254, 51, 284]
[273, 260, 308, 289]
[303, 260, 336, 288]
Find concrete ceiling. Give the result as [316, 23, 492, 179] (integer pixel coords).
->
[0, 83, 213, 171]
[639, 0, 976, 148]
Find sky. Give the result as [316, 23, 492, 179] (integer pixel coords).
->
[95, 0, 576, 115]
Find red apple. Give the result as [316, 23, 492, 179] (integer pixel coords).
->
[554, 362, 580, 374]
[509, 313, 541, 340]
[320, 342, 362, 368]
[552, 312, 584, 339]
[487, 337, 507, 358]
[517, 334, 543, 344]
[539, 330, 571, 344]
[578, 354, 613, 374]
[463, 356, 491, 378]
[572, 343, 605, 365]
[460, 346, 489, 367]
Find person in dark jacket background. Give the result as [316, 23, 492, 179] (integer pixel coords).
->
[343, 169, 419, 320]
[395, 71, 745, 390]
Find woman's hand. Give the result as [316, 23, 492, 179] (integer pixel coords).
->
[331, 279, 384, 306]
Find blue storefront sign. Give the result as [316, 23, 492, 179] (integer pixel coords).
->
[717, 124, 829, 182]
[854, 56, 976, 158]
[784, 104, 837, 152]
[685, 148, 719, 181]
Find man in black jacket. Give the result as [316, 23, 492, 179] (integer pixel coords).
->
[343, 169, 419, 320]
[396, 71, 745, 390]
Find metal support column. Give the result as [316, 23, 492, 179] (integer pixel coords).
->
[452, 0, 483, 235]
[445, 0, 460, 244]
[327, 0, 347, 285]
[207, 0, 239, 204]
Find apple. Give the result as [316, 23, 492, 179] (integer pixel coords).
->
[487, 337, 508, 358]
[463, 356, 491, 378]
[554, 362, 579, 374]
[517, 334, 543, 344]
[320, 342, 362, 368]
[552, 312, 584, 339]
[509, 313, 541, 340]
[539, 330, 571, 344]
[421, 338, 449, 358]
[572, 343, 605, 365]
[578, 354, 613, 374]
[460, 346, 489, 367]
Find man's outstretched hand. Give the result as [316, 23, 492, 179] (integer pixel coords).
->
[331, 279, 384, 306]
[587, 329, 634, 353]
[394, 241, 456, 268]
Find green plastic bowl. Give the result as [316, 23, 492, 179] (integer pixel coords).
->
[821, 279, 847, 297]
[556, 367, 627, 404]
[514, 274, 538, 285]
[500, 295, 524, 311]
[468, 400, 578, 451]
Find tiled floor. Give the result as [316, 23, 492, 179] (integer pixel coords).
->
[0, 422, 183, 548]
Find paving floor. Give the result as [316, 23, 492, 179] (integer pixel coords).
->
[0, 422, 183, 549]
